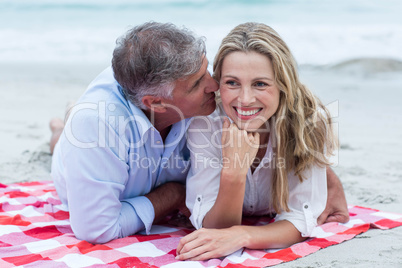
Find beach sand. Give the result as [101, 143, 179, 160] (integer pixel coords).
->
[0, 60, 401, 267]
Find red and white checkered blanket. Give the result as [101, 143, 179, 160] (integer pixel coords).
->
[1, 181, 401, 268]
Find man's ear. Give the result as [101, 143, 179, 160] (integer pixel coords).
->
[141, 96, 167, 113]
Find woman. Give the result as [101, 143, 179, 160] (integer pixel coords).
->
[176, 22, 337, 261]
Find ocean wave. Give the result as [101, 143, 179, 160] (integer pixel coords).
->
[0, 0, 214, 11]
[302, 58, 402, 75]
[328, 58, 402, 74]
[1, 1, 401, 65]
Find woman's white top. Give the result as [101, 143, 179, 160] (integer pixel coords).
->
[185, 104, 327, 237]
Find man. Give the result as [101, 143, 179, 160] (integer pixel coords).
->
[51, 22, 348, 244]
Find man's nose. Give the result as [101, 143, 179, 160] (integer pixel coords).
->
[204, 72, 219, 93]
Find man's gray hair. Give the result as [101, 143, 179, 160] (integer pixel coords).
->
[112, 22, 206, 109]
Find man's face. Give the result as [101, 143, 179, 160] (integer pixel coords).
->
[164, 57, 219, 120]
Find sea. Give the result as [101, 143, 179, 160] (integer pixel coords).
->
[1, 0, 401, 67]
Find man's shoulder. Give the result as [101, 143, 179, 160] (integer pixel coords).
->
[81, 67, 122, 101]
[74, 67, 134, 118]
[64, 67, 151, 140]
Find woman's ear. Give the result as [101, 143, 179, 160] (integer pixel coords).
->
[141, 96, 167, 113]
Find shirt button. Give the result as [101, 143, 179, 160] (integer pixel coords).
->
[197, 197, 201, 202]
[304, 204, 309, 209]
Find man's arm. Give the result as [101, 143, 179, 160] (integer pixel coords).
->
[54, 109, 186, 244]
[146, 181, 187, 224]
[317, 167, 349, 224]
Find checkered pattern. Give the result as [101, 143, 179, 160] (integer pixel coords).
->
[1, 181, 401, 268]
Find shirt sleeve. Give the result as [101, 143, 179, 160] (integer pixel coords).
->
[274, 165, 327, 237]
[58, 107, 153, 244]
[185, 115, 223, 229]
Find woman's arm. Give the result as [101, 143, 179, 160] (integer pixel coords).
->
[202, 168, 247, 228]
[317, 167, 349, 224]
[176, 220, 305, 261]
[178, 163, 327, 261]
[202, 119, 259, 228]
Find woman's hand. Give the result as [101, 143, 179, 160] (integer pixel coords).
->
[199, 118, 260, 228]
[176, 221, 305, 262]
[176, 226, 248, 261]
[221, 117, 260, 176]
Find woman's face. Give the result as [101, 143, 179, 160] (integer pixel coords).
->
[219, 51, 280, 132]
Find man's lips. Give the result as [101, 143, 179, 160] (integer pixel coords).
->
[206, 94, 216, 103]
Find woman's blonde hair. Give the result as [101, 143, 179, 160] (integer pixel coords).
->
[213, 22, 338, 213]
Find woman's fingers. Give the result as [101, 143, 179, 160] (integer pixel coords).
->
[221, 117, 231, 145]
[254, 132, 260, 145]
[176, 231, 218, 261]
[176, 230, 211, 260]
[220, 120, 262, 173]
[222, 117, 231, 129]
[176, 231, 198, 255]
[176, 243, 210, 261]
[249, 132, 260, 148]
[176, 227, 244, 261]
[186, 250, 216, 261]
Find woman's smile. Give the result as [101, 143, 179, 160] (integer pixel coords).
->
[233, 107, 263, 119]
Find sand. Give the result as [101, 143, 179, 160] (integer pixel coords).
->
[0, 59, 401, 267]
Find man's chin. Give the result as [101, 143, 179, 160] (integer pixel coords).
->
[206, 102, 217, 115]
[196, 102, 216, 117]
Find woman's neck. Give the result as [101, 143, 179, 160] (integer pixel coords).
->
[250, 130, 270, 174]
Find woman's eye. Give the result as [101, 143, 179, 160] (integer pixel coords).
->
[255, 82, 267, 87]
[225, 80, 237, 86]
